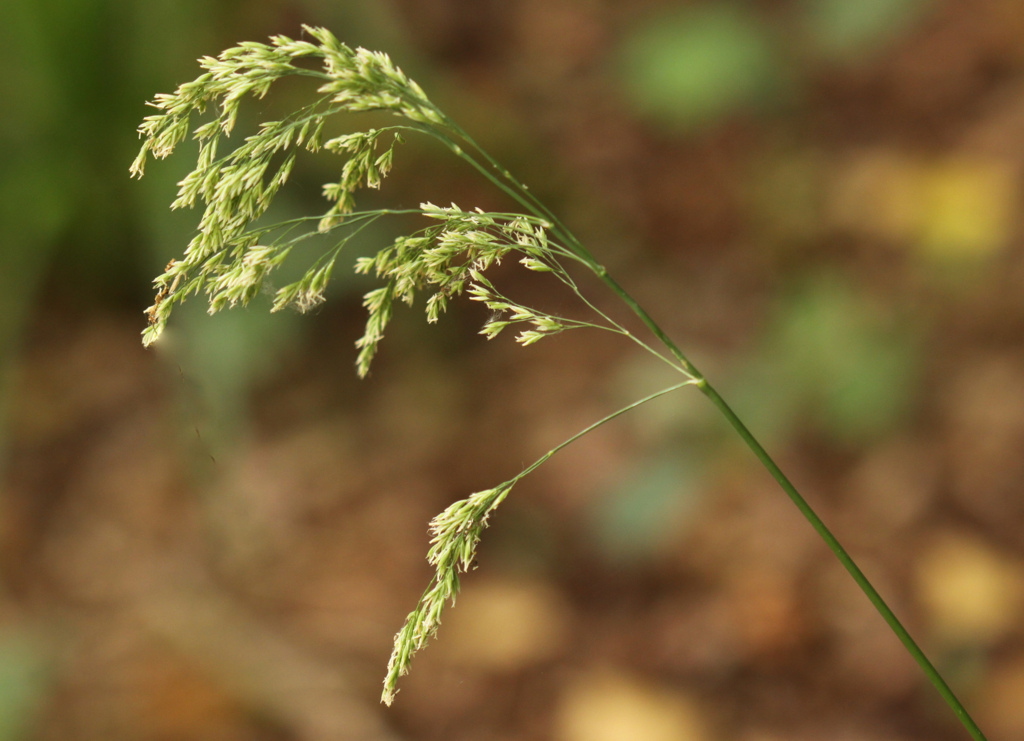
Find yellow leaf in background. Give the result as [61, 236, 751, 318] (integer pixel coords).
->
[827, 150, 1017, 263]
[915, 530, 1024, 646]
[555, 669, 709, 741]
[918, 156, 1017, 260]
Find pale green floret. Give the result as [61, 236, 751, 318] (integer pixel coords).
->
[520, 256, 553, 272]
[347, 201, 570, 375]
[479, 319, 510, 340]
[516, 330, 546, 346]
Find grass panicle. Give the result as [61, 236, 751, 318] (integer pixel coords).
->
[134, 28, 988, 740]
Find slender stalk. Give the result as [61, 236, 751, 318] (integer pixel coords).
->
[513, 380, 696, 482]
[599, 276, 985, 739]
[445, 129, 987, 739]
[595, 272, 699, 378]
[597, 271, 986, 739]
[698, 381, 985, 739]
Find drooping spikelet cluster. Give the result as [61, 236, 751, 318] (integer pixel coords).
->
[132, 25, 441, 346]
[381, 483, 513, 705]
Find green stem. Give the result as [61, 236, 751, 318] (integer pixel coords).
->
[419, 126, 554, 227]
[600, 273, 985, 740]
[513, 380, 695, 482]
[603, 268, 986, 740]
[595, 272, 700, 379]
[447, 124, 987, 741]
[697, 381, 987, 741]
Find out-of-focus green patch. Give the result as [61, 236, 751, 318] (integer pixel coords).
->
[0, 631, 48, 741]
[156, 302, 302, 447]
[0, 0, 422, 463]
[590, 454, 705, 562]
[617, 3, 787, 131]
[0, 153, 75, 472]
[736, 274, 920, 445]
[802, 0, 933, 59]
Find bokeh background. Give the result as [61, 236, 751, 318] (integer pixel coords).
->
[3, 0, 1024, 739]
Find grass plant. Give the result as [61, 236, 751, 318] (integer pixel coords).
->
[132, 26, 987, 738]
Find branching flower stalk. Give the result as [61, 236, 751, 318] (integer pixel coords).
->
[132, 26, 987, 738]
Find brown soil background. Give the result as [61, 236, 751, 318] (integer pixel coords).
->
[4, 1, 1024, 739]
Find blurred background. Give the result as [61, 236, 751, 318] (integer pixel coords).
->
[2, 0, 1024, 739]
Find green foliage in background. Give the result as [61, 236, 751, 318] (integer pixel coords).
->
[616, 0, 936, 132]
[591, 454, 705, 562]
[0, 632, 48, 741]
[739, 275, 921, 445]
[618, 3, 786, 130]
[803, 0, 933, 59]
[0, 0, 422, 465]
